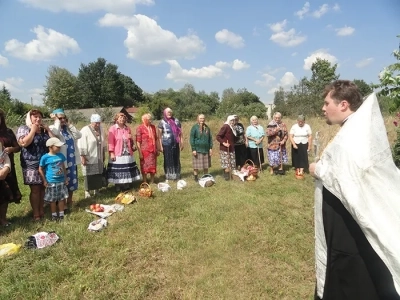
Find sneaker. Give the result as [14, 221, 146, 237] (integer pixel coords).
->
[84, 191, 91, 199]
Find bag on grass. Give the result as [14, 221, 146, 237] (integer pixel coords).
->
[198, 174, 215, 187]
[25, 231, 60, 249]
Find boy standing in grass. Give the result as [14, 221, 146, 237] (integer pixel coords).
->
[38, 137, 69, 221]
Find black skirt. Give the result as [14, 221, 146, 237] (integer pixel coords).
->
[316, 187, 399, 300]
[248, 147, 264, 168]
[234, 144, 248, 169]
[292, 143, 309, 168]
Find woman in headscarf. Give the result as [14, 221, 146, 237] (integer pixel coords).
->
[289, 115, 312, 178]
[216, 115, 236, 181]
[49, 108, 81, 210]
[107, 113, 141, 191]
[158, 108, 183, 182]
[16, 109, 54, 221]
[189, 114, 213, 182]
[136, 113, 160, 184]
[246, 116, 265, 169]
[233, 115, 248, 169]
[266, 112, 288, 175]
[0, 109, 22, 204]
[78, 114, 106, 198]
[0, 147, 13, 226]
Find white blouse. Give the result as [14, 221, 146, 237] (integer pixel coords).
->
[290, 123, 312, 144]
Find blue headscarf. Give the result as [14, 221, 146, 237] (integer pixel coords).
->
[52, 108, 65, 115]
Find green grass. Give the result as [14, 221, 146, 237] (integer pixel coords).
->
[0, 117, 396, 300]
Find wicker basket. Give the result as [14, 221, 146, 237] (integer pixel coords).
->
[138, 182, 153, 197]
[115, 191, 137, 204]
[242, 159, 259, 176]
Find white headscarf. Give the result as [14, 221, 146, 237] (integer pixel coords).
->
[25, 111, 32, 127]
[225, 115, 237, 136]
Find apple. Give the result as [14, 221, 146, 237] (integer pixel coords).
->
[90, 204, 96, 211]
[95, 204, 101, 209]
[95, 207, 102, 212]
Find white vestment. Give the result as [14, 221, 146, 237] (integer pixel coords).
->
[314, 93, 400, 298]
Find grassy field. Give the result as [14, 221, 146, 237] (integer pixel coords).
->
[0, 116, 397, 300]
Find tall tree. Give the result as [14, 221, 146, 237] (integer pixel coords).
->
[305, 58, 339, 115]
[119, 74, 145, 106]
[77, 58, 124, 108]
[376, 35, 400, 112]
[353, 79, 373, 97]
[43, 66, 79, 109]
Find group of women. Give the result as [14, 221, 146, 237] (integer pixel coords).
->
[190, 112, 313, 180]
[0, 107, 311, 224]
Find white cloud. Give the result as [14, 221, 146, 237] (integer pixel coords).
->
[335, 26, 355, 36]
[291, 52, 298, 57]
[166, 60, 226, 81]
[4, 25, 80, 61]
[312, 4, 329, 18]
[98, 14, 205, 64]
[303, 49, 338, 70]
[333, 3, 340, 11]
[267, 72, 298, 94]
[0, 78, 24, 93]
[255, 73, 276, 87]
[166, 59, 249, 81]
[356, 58, 374, 68]
[280, 72, 298, 87]
[269, 20, 307, 47]
[232, 59, 249, 70]
[269, 20, 287, 33]
[0, 55, 8, 67]
[215, 29, 245, 48]
[19, 0, 154, 14]
[295, 2, 310, 19]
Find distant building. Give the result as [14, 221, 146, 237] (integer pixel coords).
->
[265, 104, 276, 120]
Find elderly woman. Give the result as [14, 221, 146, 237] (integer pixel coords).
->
[0, 147, 12, 226]
[49, 108, 81, 209]
[289, 115, 312, 178]
[107, 113, 141, 191]
[246, 116, 265, 169]
[136, 113, 160, 184]
[189, 114, 213, 182]
[266, 112, 288, 175]
[17, 109, 54, 221]
[233, 115, 248, 169]
[216, 115, 236, 181]
[0, 109, 22, 204]
[78, 114, 106, 198]
[158, 108, 183, 182]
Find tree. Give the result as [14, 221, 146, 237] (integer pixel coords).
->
[305, 58, 339, 115]
[119, 74, 145, 106]
[376, 35, 400, 112]
[0, 86, 12, 112]
[77, 58, 124, 108]
[43, 66, 79, 109]
[353, 79, 373, 97]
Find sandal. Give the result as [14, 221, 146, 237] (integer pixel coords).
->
[33, 215, 41, 221]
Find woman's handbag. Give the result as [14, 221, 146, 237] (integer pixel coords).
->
[198, 174, 215, 187]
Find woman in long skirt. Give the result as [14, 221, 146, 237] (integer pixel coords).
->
[246, 116, 265, 169]
[289, 115, 312, 178]
[136, 113, 160, 184]
[233, 115, 248, 169]
[78, 114, 107, 198]
[158, 108, 183, 182]
[216, 115, 236, 181]
[107, 113, 141, 191]
[266, 112, 288, 175]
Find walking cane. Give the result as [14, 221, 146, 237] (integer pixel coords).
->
[226, 140, 231, 180]
[257, 146, 263, 174]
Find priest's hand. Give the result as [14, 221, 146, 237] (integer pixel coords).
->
[309, 162, 316, 178]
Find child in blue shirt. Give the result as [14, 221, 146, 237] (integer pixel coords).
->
[39, 137, 69, 221]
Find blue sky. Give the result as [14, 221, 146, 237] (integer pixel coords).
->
[0, 0, 399, 105]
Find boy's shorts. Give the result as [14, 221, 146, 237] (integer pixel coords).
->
[44, 182, 69, 202]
